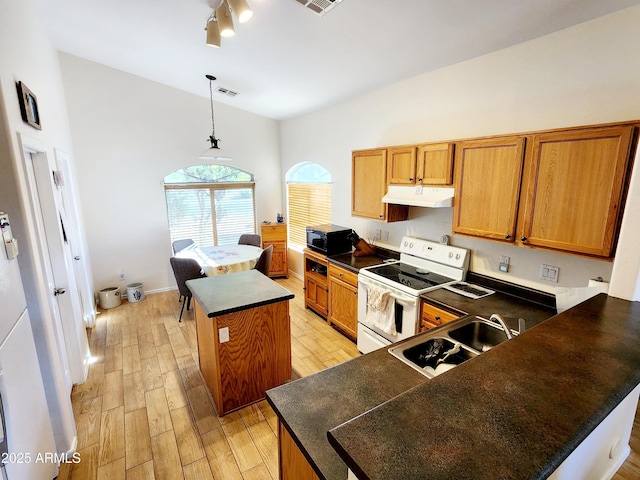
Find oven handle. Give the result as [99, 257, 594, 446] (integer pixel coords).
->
[358, 275, 418, 306]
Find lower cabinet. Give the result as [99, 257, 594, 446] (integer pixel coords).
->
[327, 264, 358, 341]
[419, 301, 462, 332]
[304, 249, 328, 318]
[279, 421, 320, 480]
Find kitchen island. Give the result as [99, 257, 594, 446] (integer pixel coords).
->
[187, 269, 294, 415]
[266, 294, 640, 479]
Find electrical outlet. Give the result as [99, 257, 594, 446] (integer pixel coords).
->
[499, 255, 510, 273]
[219, 327, 230, 343]
[382, 231, 389, 242]
[374, 229, 382, 241]
[119, 270, 125, 281]
[540, 264, 559, 282]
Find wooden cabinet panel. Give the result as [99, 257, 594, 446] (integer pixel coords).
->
[518, 126, 634, 257]
[328, 264, 358, 341]
[417, 142, 454, 185]
[261, 223, 288, 278]
[352, 149, 409, 222]
[419, 302, 461, 332]
[279, 421, 320, 480]
[453, 136, 526, 242]
[387, 146, 417, 185]
[304, 249, 328, 318]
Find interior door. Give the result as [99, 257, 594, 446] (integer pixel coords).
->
[25, 149, 90, 385]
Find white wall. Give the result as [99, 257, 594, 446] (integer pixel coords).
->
[281, 5, 640, 296]
[59, 54, 282, 293]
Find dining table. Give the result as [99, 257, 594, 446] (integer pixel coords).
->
[176, 244, 263, 276]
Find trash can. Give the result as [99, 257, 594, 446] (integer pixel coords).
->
[98, 287, 121, 309]
[126, 282, 145, 303]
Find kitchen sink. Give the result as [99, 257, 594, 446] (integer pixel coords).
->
[448, 318, 509, 352]
[388, 315, 518, 378]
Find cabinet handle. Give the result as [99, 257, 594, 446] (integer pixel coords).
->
[409, 177, 414, 181]
[379, 215, 384, 219]
[505, 234, 511, 239]
[435, 316, 441, 321]
[417, 178, 423, 183]
[520, 236, 527, 242]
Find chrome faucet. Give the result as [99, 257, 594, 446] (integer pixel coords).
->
[489, 313, 513, 339]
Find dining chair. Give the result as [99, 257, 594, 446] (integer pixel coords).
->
[169, 257, 205, 322]
[238, 234, 261, 247]
[172, 238, 195, 254]
[254, 245, 273, 276]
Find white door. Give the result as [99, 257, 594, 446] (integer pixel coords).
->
[24, 148, 90, 385]
[54, 149, 96, 328]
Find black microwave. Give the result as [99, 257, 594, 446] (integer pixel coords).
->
[306, 224, 353, 255]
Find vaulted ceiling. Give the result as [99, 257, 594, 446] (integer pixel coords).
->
[33, 0, 640, 120]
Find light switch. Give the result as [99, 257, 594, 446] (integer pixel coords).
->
[219, 327, 230, 343]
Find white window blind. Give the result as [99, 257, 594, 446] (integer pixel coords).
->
[287, 183, 331, 248]
[164, 165, 256, 247]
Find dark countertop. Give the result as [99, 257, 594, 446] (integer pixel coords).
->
[421, 273, 557, 332]
[266, 346, 427, 480]
[328, 294, 640, 480]
[326, 247, 400, 274]
[186, 269, 294, 317]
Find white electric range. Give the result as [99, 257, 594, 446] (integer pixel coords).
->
[357, 236, 470, 354]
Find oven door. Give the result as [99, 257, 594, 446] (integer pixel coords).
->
[357, 275, 419, 353]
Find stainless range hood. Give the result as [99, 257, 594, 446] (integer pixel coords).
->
[382, 185, 454, 208]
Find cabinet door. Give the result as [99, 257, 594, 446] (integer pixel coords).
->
[352, 149, 409, 222]
[328, 266, 358, 340]
[305, 277, 328, 317]
[352, 149, 388, 219]
[453, 137, 526, 241]
[267, 241, 287, 277]
[387, 146, 417, 185]
[518, 126, 634, 257]
[417, 142, 454, 185]
[419, 302, 461, 332]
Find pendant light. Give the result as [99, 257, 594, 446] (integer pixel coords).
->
[198, 75, 231, 162]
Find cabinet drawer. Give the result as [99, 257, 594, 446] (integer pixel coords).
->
[328, 264, 358, 287]
[261, 224, 287, 242]
[421, 302, 460, 326]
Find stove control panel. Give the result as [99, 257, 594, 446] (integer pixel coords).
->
[400, 236, 469, 268]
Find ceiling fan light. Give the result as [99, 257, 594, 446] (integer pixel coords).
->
[228, 0, 253, 23]
[206, 17, 221, 47]
[216, 2, 235, 38]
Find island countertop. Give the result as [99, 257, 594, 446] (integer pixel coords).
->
[327, 294, 640, 480]
[186, 269, 294, 317]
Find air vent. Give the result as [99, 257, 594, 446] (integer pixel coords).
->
[296, 0, 343, 16]
[216, 87, 238, 97]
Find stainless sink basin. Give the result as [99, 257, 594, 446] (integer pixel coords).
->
[388, 315, 518, 378]
[448, 318, 509, 352]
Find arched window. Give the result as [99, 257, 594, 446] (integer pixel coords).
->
[286, 162, 332, 249]
[164, 164, 256, 247]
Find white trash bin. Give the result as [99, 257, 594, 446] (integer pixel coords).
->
[126, 282, 145, 303]
[98, 287, 121, 309]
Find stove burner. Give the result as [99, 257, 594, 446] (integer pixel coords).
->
[366, 263, 454, 291]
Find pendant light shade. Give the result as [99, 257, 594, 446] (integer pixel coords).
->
[206, 17, 221, 48]
[216, 2, 235, 38]
[198, 75, 231, 162]
[228, 0, 253, 23]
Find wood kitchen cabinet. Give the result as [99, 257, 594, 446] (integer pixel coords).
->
[352, 148, 408, 222]
[419, 301, 462, 332]
[518, 125, 635, 257]
[279, 421, 320, 480]
[260, 223, 288, 278]
[387, 143, 454, 186]
[304, 248, 328, 318]
[327, 264, 358, 341]
[453, 136, 526, 242]
[453, 125, 636, 258]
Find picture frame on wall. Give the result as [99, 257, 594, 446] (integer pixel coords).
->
[16, 81, 41, 130]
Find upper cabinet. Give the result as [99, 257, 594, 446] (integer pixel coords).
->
[453, 136, 526, 241]
[387, 143, 454, 186]
[518, 126, 634, 257]
[453, 125, 636, 259]
[417, 142, 455, 185]
[352, 149, 409, 222]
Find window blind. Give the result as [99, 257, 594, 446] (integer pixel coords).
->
[287, 183, 331, 248]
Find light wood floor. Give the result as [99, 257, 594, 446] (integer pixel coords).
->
[56, 276, 359, 480]
[56, 276, 639, 480]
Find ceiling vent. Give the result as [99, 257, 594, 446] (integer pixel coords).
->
[216, 87, 238, 97]
[296, 0, 343, 16]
